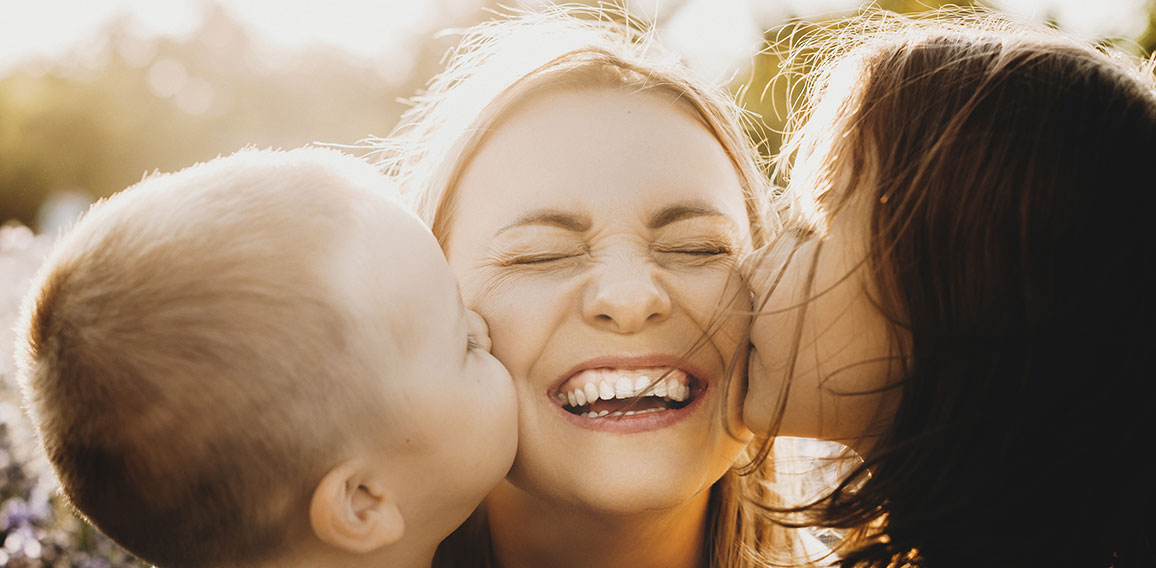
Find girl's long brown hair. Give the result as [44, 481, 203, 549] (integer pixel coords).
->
[750, 12, 1156, 568]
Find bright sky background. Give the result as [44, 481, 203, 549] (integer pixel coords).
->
[0, 0, 482, 76]
[0, 0, 1150, 79]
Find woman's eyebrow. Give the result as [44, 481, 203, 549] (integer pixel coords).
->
[494, 209, 592, 236]
[647, 201, 728, 229]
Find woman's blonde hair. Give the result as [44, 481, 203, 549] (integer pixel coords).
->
[372, 7, 797, 567]
[750, 9, 1156, 567]
[372, 6, 774, 248]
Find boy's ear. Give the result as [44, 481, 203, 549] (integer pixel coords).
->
[310, 460, 405, 553]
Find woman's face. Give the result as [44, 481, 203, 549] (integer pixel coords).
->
[443, 88, 752, 513]
[744, 203, 903, 455]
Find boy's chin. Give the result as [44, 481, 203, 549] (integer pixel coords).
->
[742, 403, 773, 437]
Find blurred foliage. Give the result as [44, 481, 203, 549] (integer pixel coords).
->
[0, 403, 148, 567]
[2, 1, 1154, 231]
[737, 0, 985, 158]
[0, 225, 148, 566]
[736, 0, 1156, 173]
[0, 3, 481, 231]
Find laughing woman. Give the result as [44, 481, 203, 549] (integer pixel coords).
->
[376, 8, 792, 568]
[744, 12, 1156, 568]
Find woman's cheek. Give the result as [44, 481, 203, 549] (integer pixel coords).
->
[462, 272, 575, 376]
[660, 264, 749, 353]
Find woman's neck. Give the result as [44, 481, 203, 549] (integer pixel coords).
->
[485, 479, 711, 568]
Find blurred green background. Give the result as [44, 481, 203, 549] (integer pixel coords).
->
[2, 0, 1154, 233]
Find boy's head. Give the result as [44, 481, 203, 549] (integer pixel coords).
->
[16, 148, 517, 568]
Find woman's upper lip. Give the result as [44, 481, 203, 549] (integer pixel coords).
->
[550, 354, 713, 393]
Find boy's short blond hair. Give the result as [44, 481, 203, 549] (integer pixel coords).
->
[16, 148, 393, 568]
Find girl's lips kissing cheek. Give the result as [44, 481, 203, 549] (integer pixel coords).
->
[549, 361, 710, 433]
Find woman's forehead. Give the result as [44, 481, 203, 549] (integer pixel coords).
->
[450, 88, 750, 230]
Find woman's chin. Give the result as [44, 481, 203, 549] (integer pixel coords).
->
[514, 460, 724, 516]
[506, 417, 745, 516]
[568, 486, 709, 516]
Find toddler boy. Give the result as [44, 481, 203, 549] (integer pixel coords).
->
[15, 148, 517, 568]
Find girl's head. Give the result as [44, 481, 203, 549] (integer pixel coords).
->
[745, 13, 1156, 566]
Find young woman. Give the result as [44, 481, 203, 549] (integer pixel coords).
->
[375, 8, 796, 568]
[743, 12, 1156, 568]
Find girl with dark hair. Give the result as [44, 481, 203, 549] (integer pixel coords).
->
[743, 13, 1156, 568]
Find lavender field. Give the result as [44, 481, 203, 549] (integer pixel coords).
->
[0, 224, 148, 567]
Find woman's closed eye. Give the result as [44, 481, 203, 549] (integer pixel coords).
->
[652, 239, 735, 265]
[492, 245, 589, 269]
[505, 252, 583, 265]
[655, 244, 732, 255]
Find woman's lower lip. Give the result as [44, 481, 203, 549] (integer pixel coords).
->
[551, 386, 710, 433]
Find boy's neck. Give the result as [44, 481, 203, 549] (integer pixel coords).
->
[485, 479, 710, 568]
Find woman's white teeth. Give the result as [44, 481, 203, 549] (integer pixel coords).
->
[652, 380, 668, 398]
[558, 368, 692, 413]
[584, 383, 599, 404]
[599, 381, 615, 400]
[614, 378, 628, 397]
[581, 407, 670, 418]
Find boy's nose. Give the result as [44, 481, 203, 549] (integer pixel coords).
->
[466, 309, 493, 351]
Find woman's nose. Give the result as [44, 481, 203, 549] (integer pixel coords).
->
[583, 262, 672, 333]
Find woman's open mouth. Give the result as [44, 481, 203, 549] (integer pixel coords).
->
[553, 368, 702, 419]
